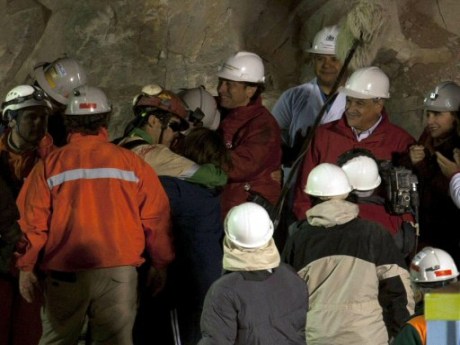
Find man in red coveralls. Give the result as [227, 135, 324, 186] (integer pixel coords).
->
[217, 51, 282, 217]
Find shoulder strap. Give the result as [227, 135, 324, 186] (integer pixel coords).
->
[119, 139, 149, 150]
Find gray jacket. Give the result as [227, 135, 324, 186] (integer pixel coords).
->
[198, 263, 308, 345]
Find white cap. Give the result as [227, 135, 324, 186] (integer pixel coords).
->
[339, 66, 390, 99]
[65, 85, 111, 115]
[217, 51, 265, 83]
[307, 25, 339, 55]
[342, 156, 381, 191]
[410, 247, 459, 283]
[305, 163, 352, 197]
[224, 202, 274, 249]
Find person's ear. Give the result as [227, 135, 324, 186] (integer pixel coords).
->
[9, 118, 17, 128]
[147, 114, 158, 128]
[374, 99, 384, 113]
[245, 86, 257, 99]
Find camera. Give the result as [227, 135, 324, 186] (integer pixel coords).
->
[380, 162, 419, 214]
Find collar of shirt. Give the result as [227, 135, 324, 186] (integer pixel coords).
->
[68, 128, 109, 143]
[352, 115, 383, 142]
[316, 80, 337, 113]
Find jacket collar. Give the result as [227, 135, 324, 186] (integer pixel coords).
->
[68, 127, 109, 144]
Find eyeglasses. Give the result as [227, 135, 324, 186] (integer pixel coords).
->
[168, 121, 182, 132]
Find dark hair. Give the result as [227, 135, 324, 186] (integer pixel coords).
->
[179, 127, 231, 169]
[244, 82, 265, 101]
[122, 109, 171, 137]
[453, 111, 460, 137]
[63, 113, 109, 135]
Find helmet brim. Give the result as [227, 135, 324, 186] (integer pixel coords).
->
[338, 86, 389, 99]
[34, 65, 69, 105]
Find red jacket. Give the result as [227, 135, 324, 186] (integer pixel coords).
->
[16, 129, 173, 272]
[293, 112, 415, 234]
[219, 97, 282, 216]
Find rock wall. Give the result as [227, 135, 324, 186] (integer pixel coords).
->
[1, 0, 459, 139]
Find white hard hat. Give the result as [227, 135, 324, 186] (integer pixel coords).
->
[217, 51, 265, 83]
[307, 25, 339, 55]
[341, 156, 381, 191]
[34, 57, 88, 105]
[339, 66, 390, 99]
[424, 81, 460, 112]
[410, 247, 459, 284]
[224, 202, 274, 249]
[2, 85, 52, 122]
[65, 85, 111, 115]
[178, 86, 220, 131]
[305, 163, 352, 197]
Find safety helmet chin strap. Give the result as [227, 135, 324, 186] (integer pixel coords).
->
[8, 125, 39, 152]
[157, 113, 172, 145]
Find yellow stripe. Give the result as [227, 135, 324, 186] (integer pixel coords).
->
[425, 293, 460, 320]
[44, 67, 57, 89]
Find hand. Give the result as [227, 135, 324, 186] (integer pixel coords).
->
[19, 270, 40, 303]
[453, 148, 460, 164]
[409, 145, 425, 165]
[146, 266, 167, 296]
[436, 151, 460, 178]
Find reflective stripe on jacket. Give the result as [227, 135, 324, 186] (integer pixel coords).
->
[16, 129, 173, 272]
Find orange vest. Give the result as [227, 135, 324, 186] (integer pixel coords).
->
[408, 315, 427, 345]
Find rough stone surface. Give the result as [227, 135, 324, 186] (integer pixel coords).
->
[0, 0, 459, 140]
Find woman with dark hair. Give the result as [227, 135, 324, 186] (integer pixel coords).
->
[159, 127, 230, 345]
[407, 81, 460, 266]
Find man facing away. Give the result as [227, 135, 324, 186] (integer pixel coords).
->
[199, 202, 308, 345]
[393, 247, 459, 345]
[283, 163, 414, 344]
[16, 85, 173, 345]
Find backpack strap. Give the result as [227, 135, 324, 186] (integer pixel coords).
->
[118, 139, 149, 150]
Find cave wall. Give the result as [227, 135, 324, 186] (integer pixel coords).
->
[1, 0, 459, 139]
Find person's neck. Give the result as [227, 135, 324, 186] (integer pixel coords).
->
[8, 131, 36, 152]
[433, 132, 455, 147]
[318, 75, 346, 96]
[319, 83, 333, 96]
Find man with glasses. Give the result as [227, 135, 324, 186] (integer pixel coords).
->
[118, 84, 228, 344]
[0, 85, 53, 345]
[117, 84, 227, 188]
[293, 67, 416, 238]
[217, 51, 282, 217]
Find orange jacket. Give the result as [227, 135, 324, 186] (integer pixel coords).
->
[16, 129, 173, 272]
[0, 130, 54, 197]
